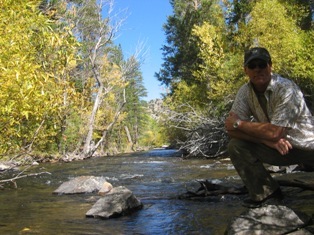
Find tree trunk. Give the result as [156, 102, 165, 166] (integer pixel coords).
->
[83, 83, 103, 156]
[124, 126, 133, 144]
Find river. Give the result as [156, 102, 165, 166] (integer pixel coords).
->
[0, 149, 312, 234]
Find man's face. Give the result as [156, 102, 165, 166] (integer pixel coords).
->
[244, 59, 272, 92]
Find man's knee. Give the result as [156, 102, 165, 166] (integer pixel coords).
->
[227, 139, 259, 164]
[227, 138, 248, 156]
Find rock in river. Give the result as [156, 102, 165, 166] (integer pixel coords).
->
[226, 204, 312, 234]
[86, 186, 143, 219]
[53, 176, 107, 194]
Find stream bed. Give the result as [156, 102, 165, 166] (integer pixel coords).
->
[0, 149, 313, 234]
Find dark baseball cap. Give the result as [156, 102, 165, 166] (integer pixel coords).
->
[244, 47, 271, 65]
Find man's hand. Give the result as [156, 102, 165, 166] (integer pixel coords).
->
[263, 138, 293, 155]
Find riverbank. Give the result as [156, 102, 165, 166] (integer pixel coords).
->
[0, 148, 156, 171]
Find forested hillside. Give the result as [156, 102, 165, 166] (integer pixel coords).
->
[0, 0, 313, 161]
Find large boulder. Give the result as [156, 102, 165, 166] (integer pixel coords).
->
[86, 186, 143, 219]
[226, 205, 312, 235]
[53, 176, 107, 194]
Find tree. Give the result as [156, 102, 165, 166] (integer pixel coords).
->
[156, 0, 210, 92]
[279, 0, 314, 30]
[122, 58, 148, 151]
[62, 0, 119, 157]
[0, 0, 79, 156]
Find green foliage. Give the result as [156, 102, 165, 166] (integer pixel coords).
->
[138, 116, 169, 148]
[278, 0, 313, 30]
[157, 0, 234, 109]
[59, 109, 85, 153]
[237, 0, 301, 56]
[157, 0, 222, 89]
[192, 22, 229, 102]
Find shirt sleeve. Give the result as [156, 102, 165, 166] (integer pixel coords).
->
[231, 84, 252, 121]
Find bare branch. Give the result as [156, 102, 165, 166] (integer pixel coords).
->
[0, 171, 51, 188]
[161, 103, 229, 158]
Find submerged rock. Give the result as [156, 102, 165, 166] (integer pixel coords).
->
[53, 176, 107, 194]
[227, 205, 312, 235]
[86, 186, 143, 219]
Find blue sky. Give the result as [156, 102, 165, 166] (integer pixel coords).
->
[112, 0, 173, 101]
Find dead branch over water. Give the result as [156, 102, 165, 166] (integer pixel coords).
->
[0, 162, 51, 188]
[164, 103, 229, 158]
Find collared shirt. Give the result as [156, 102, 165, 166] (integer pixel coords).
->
[231, 73, 314, 150]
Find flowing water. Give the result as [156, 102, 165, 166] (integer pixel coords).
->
[0, 149, 312, 235]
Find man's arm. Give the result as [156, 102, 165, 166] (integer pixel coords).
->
[225, 112, 286, 141]
[225, 112, 292, 155]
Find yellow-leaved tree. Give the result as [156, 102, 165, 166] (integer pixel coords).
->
[237, 0, 302, 70]
[0, 0, 79, 157]
[191, 21, 244, 114]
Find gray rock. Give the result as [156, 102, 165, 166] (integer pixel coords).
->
[53, 176, 107, 194]
[227, 205, 311, 235]
[86, 186, 143, 219]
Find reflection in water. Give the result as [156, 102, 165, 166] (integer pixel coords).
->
[1, 149, 312, 234]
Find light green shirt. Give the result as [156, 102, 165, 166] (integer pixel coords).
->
[231, 74, 314, 150]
